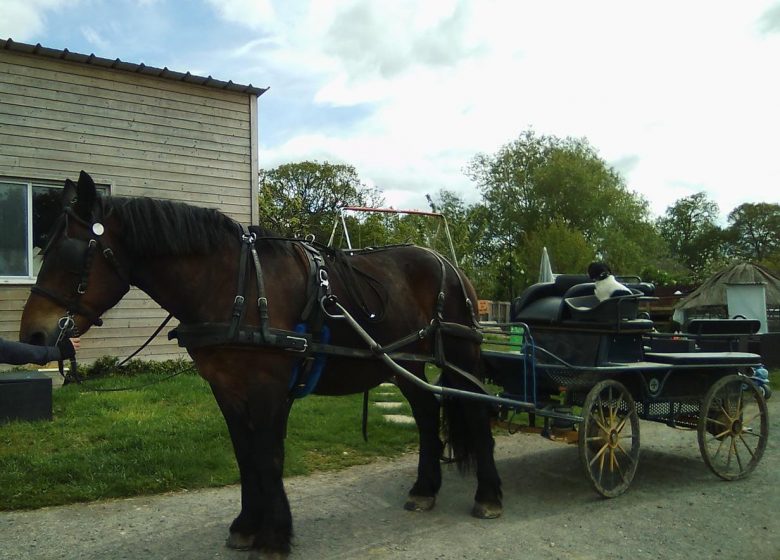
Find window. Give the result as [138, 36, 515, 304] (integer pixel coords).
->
[0, 178, 107, 281]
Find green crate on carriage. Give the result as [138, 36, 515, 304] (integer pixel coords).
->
[508, 325, 524, 349]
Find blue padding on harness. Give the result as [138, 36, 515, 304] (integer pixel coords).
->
[288, 323, 330, 399]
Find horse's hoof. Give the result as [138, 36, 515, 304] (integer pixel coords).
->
[404, 494, 436, 512]
[472, 502, 502, 519]
[226, 531, 255, 550]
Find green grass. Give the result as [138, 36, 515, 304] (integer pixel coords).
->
[3, 361, 773, 511]
[0, 372, 418, 511]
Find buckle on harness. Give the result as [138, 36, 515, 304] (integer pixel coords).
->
[318, 269, 329, 289]
[231, 295, 245, 318]
[284, 335, 309, 353]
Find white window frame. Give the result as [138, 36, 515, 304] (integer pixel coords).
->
[0, 177, 109, 284]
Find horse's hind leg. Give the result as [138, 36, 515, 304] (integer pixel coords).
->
[396, 364, 443, 512]
[464, 398, 503, 518]
[210, 381, 292, 555]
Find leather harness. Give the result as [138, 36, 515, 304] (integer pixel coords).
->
[168, 228, 331, 354]
[167, 229, 487, 397]
[35, 209, 488, 399]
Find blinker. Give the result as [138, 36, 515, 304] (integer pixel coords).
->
[57, 237, 90, 274]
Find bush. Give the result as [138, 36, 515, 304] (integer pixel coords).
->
[82, 356, 196, 378]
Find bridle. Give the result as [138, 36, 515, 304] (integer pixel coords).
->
[31, 202, 176, 387]
[30, 205, 131, 341]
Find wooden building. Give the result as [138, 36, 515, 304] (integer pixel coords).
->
[0, 38, 267, 364]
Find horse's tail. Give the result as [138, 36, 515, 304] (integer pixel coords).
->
[439, 354, 495, 475]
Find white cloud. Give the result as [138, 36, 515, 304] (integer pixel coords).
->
[80, 25, 110, 52]
[757, 2, 780, 33]
[204, 0, 275, 30]
[322, 0, 479, 79]
[256, 0, 780, 219]
[11, 0, 780, 221]
[0, 0, 69, 41]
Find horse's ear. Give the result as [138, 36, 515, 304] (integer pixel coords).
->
[62, 178, 78, 208]
[72, 170, 97, 220]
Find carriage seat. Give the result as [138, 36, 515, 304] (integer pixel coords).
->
[562, 294, 641, 323]
[510, 284, 559, 322]
[623, 281, 655, 296]
[511, 274, 652, 328]
[510, 274, 590, 323]
[684, 318, 761, 335]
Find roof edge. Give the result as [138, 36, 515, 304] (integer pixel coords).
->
[1, 37, 269, 97]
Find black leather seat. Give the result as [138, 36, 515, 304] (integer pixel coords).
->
[512, 276, 652, 328]
[511, 282, 559, 322]
[563, 294, 641, 323]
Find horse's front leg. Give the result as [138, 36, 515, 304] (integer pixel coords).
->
[210, 377, 292, 556]
[396, 364, 443, 512]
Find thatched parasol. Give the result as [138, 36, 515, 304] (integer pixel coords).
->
[675, 263, 780, 311]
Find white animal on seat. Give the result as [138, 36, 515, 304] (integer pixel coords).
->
[588, 262, 632, 301]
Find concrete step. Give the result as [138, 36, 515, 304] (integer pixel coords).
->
[382, 414, 416, 425]
[374, 401, 404, 410]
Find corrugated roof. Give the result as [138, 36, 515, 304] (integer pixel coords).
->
[1, 37, 268, 97]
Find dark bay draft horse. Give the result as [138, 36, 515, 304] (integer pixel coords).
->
[19, 171, 502, 556]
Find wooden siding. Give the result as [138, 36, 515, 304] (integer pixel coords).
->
[0, 50, 257, 365]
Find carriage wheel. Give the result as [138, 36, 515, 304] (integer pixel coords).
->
[578, 380, 640, 498]
[697, 374, 768, 481]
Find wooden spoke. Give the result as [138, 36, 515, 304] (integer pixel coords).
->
[698, 374, 768, 481]
[579, 379, 640, 498]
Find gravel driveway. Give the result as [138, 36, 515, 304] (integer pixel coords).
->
[2, 399, 778, 560]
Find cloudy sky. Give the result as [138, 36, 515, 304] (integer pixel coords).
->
[2, 0, 779, 221]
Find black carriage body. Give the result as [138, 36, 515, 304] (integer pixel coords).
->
[481, 274, 763, 427]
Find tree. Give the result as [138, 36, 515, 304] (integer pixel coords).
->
[726, 202, 780, 263]
[258, 161, 383, 241]
[465, 129, 662, 292]
[520, 220, 594, 286]
[656, 192, 726, 280]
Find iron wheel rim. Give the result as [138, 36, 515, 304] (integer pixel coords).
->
[697, 374, 768, 481]
[578, 379, 640, 498]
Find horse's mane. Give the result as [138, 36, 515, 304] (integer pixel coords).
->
[103, 196, 277, 257]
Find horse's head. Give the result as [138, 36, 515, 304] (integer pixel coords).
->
[19, 171, 131, 346]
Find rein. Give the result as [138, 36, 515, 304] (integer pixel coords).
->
[71, 365, 190, 393]
[55, 311, 175, 390]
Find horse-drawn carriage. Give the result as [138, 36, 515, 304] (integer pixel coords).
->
[331, 205, 770, 498]
[18, 173, 770, 556]
[481, 273, 769, 498]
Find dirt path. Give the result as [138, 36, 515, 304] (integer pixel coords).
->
[2, 400, 779, 560]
